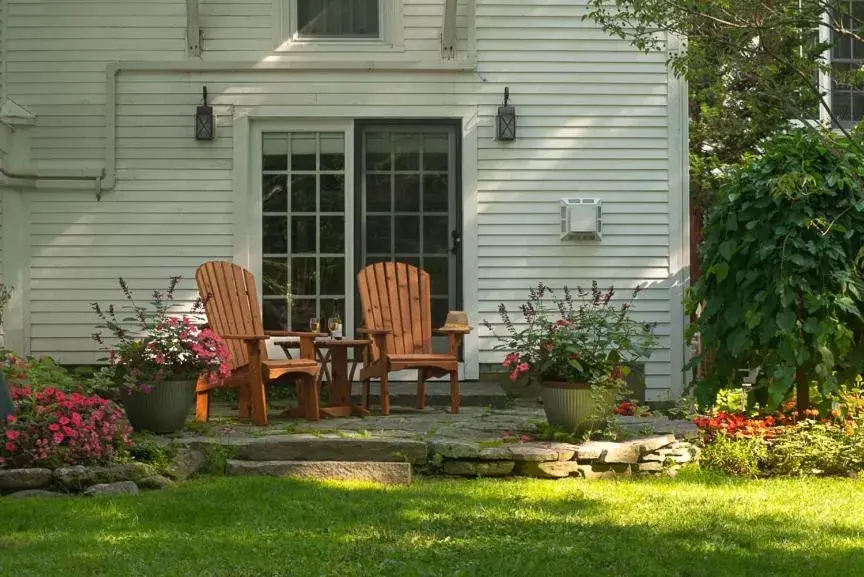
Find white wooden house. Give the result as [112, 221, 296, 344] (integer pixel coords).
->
[0, 0, 689, 400]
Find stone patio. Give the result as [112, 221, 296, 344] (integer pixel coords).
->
[192, 397, 698, 444]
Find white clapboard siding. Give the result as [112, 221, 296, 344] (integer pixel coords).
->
[4, 0, 681, 395]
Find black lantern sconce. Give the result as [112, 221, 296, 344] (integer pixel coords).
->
[496, 87, 516, 141]
[195, 86, 215, 141]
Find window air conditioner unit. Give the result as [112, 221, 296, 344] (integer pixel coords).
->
[560, 198, 602, 241]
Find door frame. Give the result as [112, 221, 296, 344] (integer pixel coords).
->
[234, 112, 479, 380]
[352, 119, 464, 342]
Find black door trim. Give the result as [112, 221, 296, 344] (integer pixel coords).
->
[352, 118, 464, 332]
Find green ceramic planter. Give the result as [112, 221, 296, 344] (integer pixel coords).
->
[540, 382, 615, 432]
[120, 380, 196, 434]
[0, 372, 13, 422]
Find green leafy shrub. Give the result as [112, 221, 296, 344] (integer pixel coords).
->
[3, 354, 86, 395]
[700, 433, 768, 478]
[765, 421, 864, 477]
[128, 433, 177, 472]
[687, 128, 864, 410]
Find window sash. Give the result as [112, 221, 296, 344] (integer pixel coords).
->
[294, 0, 382, 40]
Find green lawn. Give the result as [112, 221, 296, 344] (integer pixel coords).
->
[0, 471, 862, 577]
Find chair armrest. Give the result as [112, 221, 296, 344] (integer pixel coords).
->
[433, 327, 472, 335]
[265, 330, 327, 338]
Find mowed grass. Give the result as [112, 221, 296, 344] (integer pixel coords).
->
[0, 471, 862, 577]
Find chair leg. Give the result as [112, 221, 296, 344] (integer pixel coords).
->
[238, 384, 251, 421]
[302, 374, 320, 421]
[249, 374, 268, 427]
[195, 391, 210, 423]
[449, 370, 460, 414]
[380, 373, 390, 416]
[362, 379, 371, 410]
[417, 369, 426, 410]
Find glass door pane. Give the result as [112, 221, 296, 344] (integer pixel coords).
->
[360, 126, 458, 349]
[261, 132, 346, 331]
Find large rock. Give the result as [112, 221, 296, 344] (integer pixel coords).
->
[166, 448, 207, 481]
[5, 489, 67, 499]
[577, 442, 642, 464]
[84, 481, 140, 496]
[441, 460, 514, 477]
[54, 463, 152, 490]
[429, 440, 479, 460]
[237, 436, 428, 465]
[635, 462, 664, 473]
[226, 460, 412, 485]
[507, 444, 559, 462]
[515, 461, 582, 479]
[635, 435, 677, 455]
[138, 475, 174, 490]
[0, 468, 53, 492]
[578, 463, 632, 480]
[478, 446, 512, 460]
[537, 442, 580, 462]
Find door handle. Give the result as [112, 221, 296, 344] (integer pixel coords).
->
[450, 230, 462, 255]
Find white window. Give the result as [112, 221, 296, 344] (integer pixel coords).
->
[279, 0, 403, 47]
[828, 0, 864, 126]
[295, 0, 380, 40]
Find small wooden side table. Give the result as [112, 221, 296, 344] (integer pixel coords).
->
[277, 338, 371, 418]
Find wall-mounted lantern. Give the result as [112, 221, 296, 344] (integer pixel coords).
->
[195, 86, 215, 141]
[496, 87, 516, 141]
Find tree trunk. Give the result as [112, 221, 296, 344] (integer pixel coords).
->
[796, 367, 809, 412]
[796, 292, 809, 412]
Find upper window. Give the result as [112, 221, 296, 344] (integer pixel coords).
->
[830, 0, 864, 125]
[294, 0, 381, 40]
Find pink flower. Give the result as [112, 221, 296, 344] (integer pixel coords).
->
[5, 441, 16, 452]
[53, 432, 65, 444]
[5, 430, 20, 441]
[5, 415, 15, 424]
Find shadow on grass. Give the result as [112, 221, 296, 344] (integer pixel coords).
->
[0, 472, 862, 577]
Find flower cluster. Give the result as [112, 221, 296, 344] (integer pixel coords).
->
[692, 412, 783, 441]
[486, 282, 657, 388]
[93, 277, 231, 393]
[0, 386, 131, 468]
[613, 401, 637, 416]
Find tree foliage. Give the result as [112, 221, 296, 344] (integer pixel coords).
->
[685, 128, 864, 410]
[584, 0, 864, 208]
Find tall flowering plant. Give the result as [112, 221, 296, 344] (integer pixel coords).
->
[483, 282, 657, 389]
[92, 277, 231, 394]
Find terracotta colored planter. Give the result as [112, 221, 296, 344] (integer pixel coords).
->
[120, 380, 196, 434]
[540, 381, 615, 432]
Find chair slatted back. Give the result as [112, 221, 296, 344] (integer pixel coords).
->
[196, 261, 266, 371]
[357, 262, 433, 360]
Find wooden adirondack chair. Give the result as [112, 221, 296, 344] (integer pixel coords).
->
[195, 261, 320, 426]
[357, 262, 471, 415]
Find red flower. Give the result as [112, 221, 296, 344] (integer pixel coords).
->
[5, 442, 16, 452]
[5, 430, 20, 441]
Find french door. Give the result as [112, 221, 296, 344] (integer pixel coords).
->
[356, 124, 461, 343]
[258, 122, 461, 351]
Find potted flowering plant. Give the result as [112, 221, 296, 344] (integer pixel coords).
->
[92, 277, 230, 434]
[484, 282, 656, 431]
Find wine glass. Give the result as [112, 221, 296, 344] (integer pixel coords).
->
[308, 316, 319, 334]
[327, 317, 339, 334]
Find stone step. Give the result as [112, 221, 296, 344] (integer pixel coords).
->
[350, 381, 508, 409]
[234, 435, 428, 465]
[227, 460, 412, 485]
